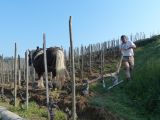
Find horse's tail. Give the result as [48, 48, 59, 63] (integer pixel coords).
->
[56, 49, 66, 89]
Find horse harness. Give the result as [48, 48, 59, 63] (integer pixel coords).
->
[33, 50, 44, 60]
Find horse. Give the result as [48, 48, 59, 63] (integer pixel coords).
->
[28, 47, 69, 89]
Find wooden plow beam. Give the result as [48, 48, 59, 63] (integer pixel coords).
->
[86, 55, 123, 90]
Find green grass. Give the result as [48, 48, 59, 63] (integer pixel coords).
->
[89, 35, 160, 120]
[9, 102, 48, 119]
[89, 83, 146, 120]
[0, 101, 67, 120]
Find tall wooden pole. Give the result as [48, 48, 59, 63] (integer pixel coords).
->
[77, 48, 80, 69]
[23, 64, 26, 81]
[7, 70, 10, 83]
[69, 16, 76, 120]
[14, 43, 17, 106]
[33, 68, 35, 83]
[81, 45, 84, 80]
[25, 51, 29, 109]
[0, 58, 1, 84]
[101, 44, 105, 88]
[1, 54, 4, 95]
[43, 33, 50, 119]
[89, 44, 92, 74]
[18, 54, 21, 86]
[69, 47, 72, 75]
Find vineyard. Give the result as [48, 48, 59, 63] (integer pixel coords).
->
[0, 34, 160, 120]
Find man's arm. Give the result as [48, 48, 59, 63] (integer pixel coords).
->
[128, 41, 136, 49]
[119, 45, 123, 52]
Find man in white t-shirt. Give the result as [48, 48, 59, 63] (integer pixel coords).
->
[120, 35, 136, 81]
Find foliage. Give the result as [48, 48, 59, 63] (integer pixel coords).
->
[54, 110, 67, 120]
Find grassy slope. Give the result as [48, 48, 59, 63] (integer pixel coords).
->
[89, 35, 160, 120]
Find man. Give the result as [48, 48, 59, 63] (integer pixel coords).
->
[120, 35, 136, 81]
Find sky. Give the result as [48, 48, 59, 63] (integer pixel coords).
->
[0, 0, 160, 57]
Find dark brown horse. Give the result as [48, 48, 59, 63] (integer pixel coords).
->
[29, 47, 69, 89]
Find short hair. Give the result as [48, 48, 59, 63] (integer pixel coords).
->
[121, 35, 129, 41]
[121, 35, 127, 40]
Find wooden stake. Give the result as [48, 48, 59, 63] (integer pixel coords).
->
[69, 16, 76, 120]
[89, 44, 92, 74]
[14, 43, 17, 107]
[1, 55, 4, 95]
[18, 55, 21, 86]
[43, 33, 50, 119]
[81, 45, 84, 80]
[25, 51, 29, 109]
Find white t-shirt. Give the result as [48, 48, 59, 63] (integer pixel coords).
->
[120, 41, 136, 56]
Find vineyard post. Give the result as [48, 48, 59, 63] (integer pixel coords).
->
[0, 58, 1, 84]
[114, 40, 116, 57]
[1, 54, 4, 95]
[43, 33, 50, 119]
[25, 51, 29, 109]
[84, 46, 87, 68]
[11, 56, 14, 83]
[77, 48, 80, 69]
[102, 44, 105, 88]
[116, 39, 119, 55]
[6, 61, 9, 83]
[143, 32, 146, 39]
[14, 43, 17, 107]
[89, 44, 92, 74]
[8, 70, 10, 83]
[107, 41, 109, 56]
[112, 40, 114, 57]
[8, 58, 11, 83]
[23, 64, 25, 81]
[69, 47, 72, 75]
[69, 16, 76, 120]
[100, 44, 105, 88]
[18, 54, 21, 86]
[81, 45, 84, 81]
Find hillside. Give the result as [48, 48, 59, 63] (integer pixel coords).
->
[89, 35, 160, 120]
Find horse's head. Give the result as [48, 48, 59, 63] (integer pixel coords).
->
[28, 48, 44, 66]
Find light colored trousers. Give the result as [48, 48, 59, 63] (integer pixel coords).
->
[122, 56, 134, 79]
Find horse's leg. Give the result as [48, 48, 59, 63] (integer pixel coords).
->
[65, 68, 70, 80]
[48, 72, 53, 89]
[52, 73, 63, 89]
[50, 72, 53, 81]
[55, 50, 67, 89]
[37, 74, 44, 88]
[52, 71, 58, 89]
[59, 69, 69, 89]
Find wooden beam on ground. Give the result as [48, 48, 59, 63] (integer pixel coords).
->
[87, 55, 123, 85]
